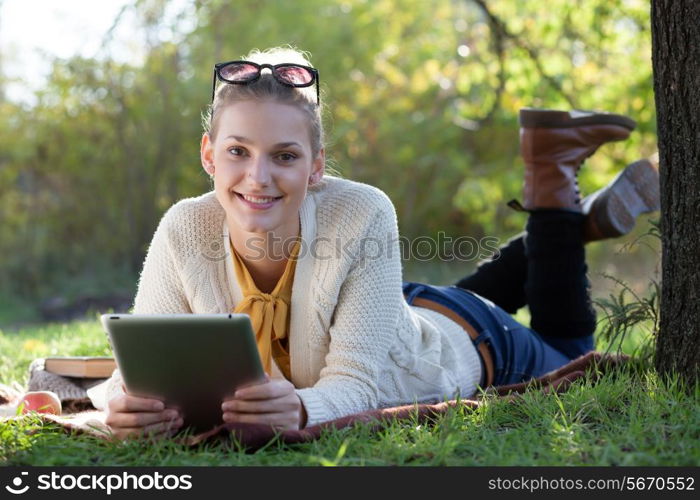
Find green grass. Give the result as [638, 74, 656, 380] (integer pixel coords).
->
[1, 316, 698, 466]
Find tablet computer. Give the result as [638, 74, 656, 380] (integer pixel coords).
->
[100, 313, 265, 432]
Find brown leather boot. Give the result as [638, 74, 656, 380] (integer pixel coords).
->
[582, 157, 660, 242]
[518, 108, 637, 212]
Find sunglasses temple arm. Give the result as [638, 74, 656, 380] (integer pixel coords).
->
[211, 68, 217, 102]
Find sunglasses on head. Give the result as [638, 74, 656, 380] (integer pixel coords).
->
[211, 60, 320, 104]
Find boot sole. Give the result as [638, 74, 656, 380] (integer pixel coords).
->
[584, 159, 660, 239]
[520, 108, 637, 131]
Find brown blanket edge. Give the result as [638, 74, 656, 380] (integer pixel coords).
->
[2, 351, 628, 450]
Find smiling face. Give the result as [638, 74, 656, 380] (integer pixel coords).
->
[201, 100, 324, 243]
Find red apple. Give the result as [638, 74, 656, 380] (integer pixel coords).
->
[19, 391, 62, 415]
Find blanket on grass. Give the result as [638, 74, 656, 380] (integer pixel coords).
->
[0, 352, 627, 451]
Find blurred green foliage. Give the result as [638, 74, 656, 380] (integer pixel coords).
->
[0, 0, 658, 303]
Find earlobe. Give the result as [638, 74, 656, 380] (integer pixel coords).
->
[309, 171, 323, 185]
[200, 133, 216, 176]
[309, 148, 326, 185]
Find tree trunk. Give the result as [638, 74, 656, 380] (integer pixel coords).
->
[650, 0, 700, 385]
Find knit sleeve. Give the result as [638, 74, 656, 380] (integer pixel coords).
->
[295, 190, 404, 426]
[102, 207, 193, 410]
[132, 207, 192, 314]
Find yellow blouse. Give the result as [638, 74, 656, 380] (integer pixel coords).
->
[231, 240, 300, 380]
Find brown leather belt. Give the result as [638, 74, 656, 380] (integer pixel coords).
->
[411, 296, 494, 387]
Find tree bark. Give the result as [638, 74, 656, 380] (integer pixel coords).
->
[651, 0, 700, 385]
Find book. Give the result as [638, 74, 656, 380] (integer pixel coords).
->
[43, 357, 117, 379]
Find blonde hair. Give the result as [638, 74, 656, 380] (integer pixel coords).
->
[202, 47, 324, 158]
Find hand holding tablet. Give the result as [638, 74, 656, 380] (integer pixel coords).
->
[101, 314, 266, 434]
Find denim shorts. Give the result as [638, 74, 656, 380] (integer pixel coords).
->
[402, 281, 588, 387]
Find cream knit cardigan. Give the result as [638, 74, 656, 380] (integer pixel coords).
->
[103, 175, 481, 427]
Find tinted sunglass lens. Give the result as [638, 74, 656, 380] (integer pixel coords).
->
[219, 63, 259, 82]
[276, 65, 314, 85]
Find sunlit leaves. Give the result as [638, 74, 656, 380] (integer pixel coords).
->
[0, 0, 657, 300]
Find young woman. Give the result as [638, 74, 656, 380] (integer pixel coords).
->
[102, 47, 659, 439]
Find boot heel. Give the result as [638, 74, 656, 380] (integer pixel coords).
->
[582, 158, 660, 242]
[628, 159, 661, 214]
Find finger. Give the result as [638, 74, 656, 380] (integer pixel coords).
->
[141, 419, 184, 439]
[222, 396, 298, 414]
[109, 394, 165, 413]
[223, 411, 299, 429]
[233, 379, 293, 400]
[110, 427, 159, 441]
[106, 409, 179, 429]
[106, 404, 180, 429]
[143, 418, 184, 436]
[234, 373, 271, 392]
[114, 418, 184, 440]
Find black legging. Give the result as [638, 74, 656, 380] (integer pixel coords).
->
[455, 211, 597, 344]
